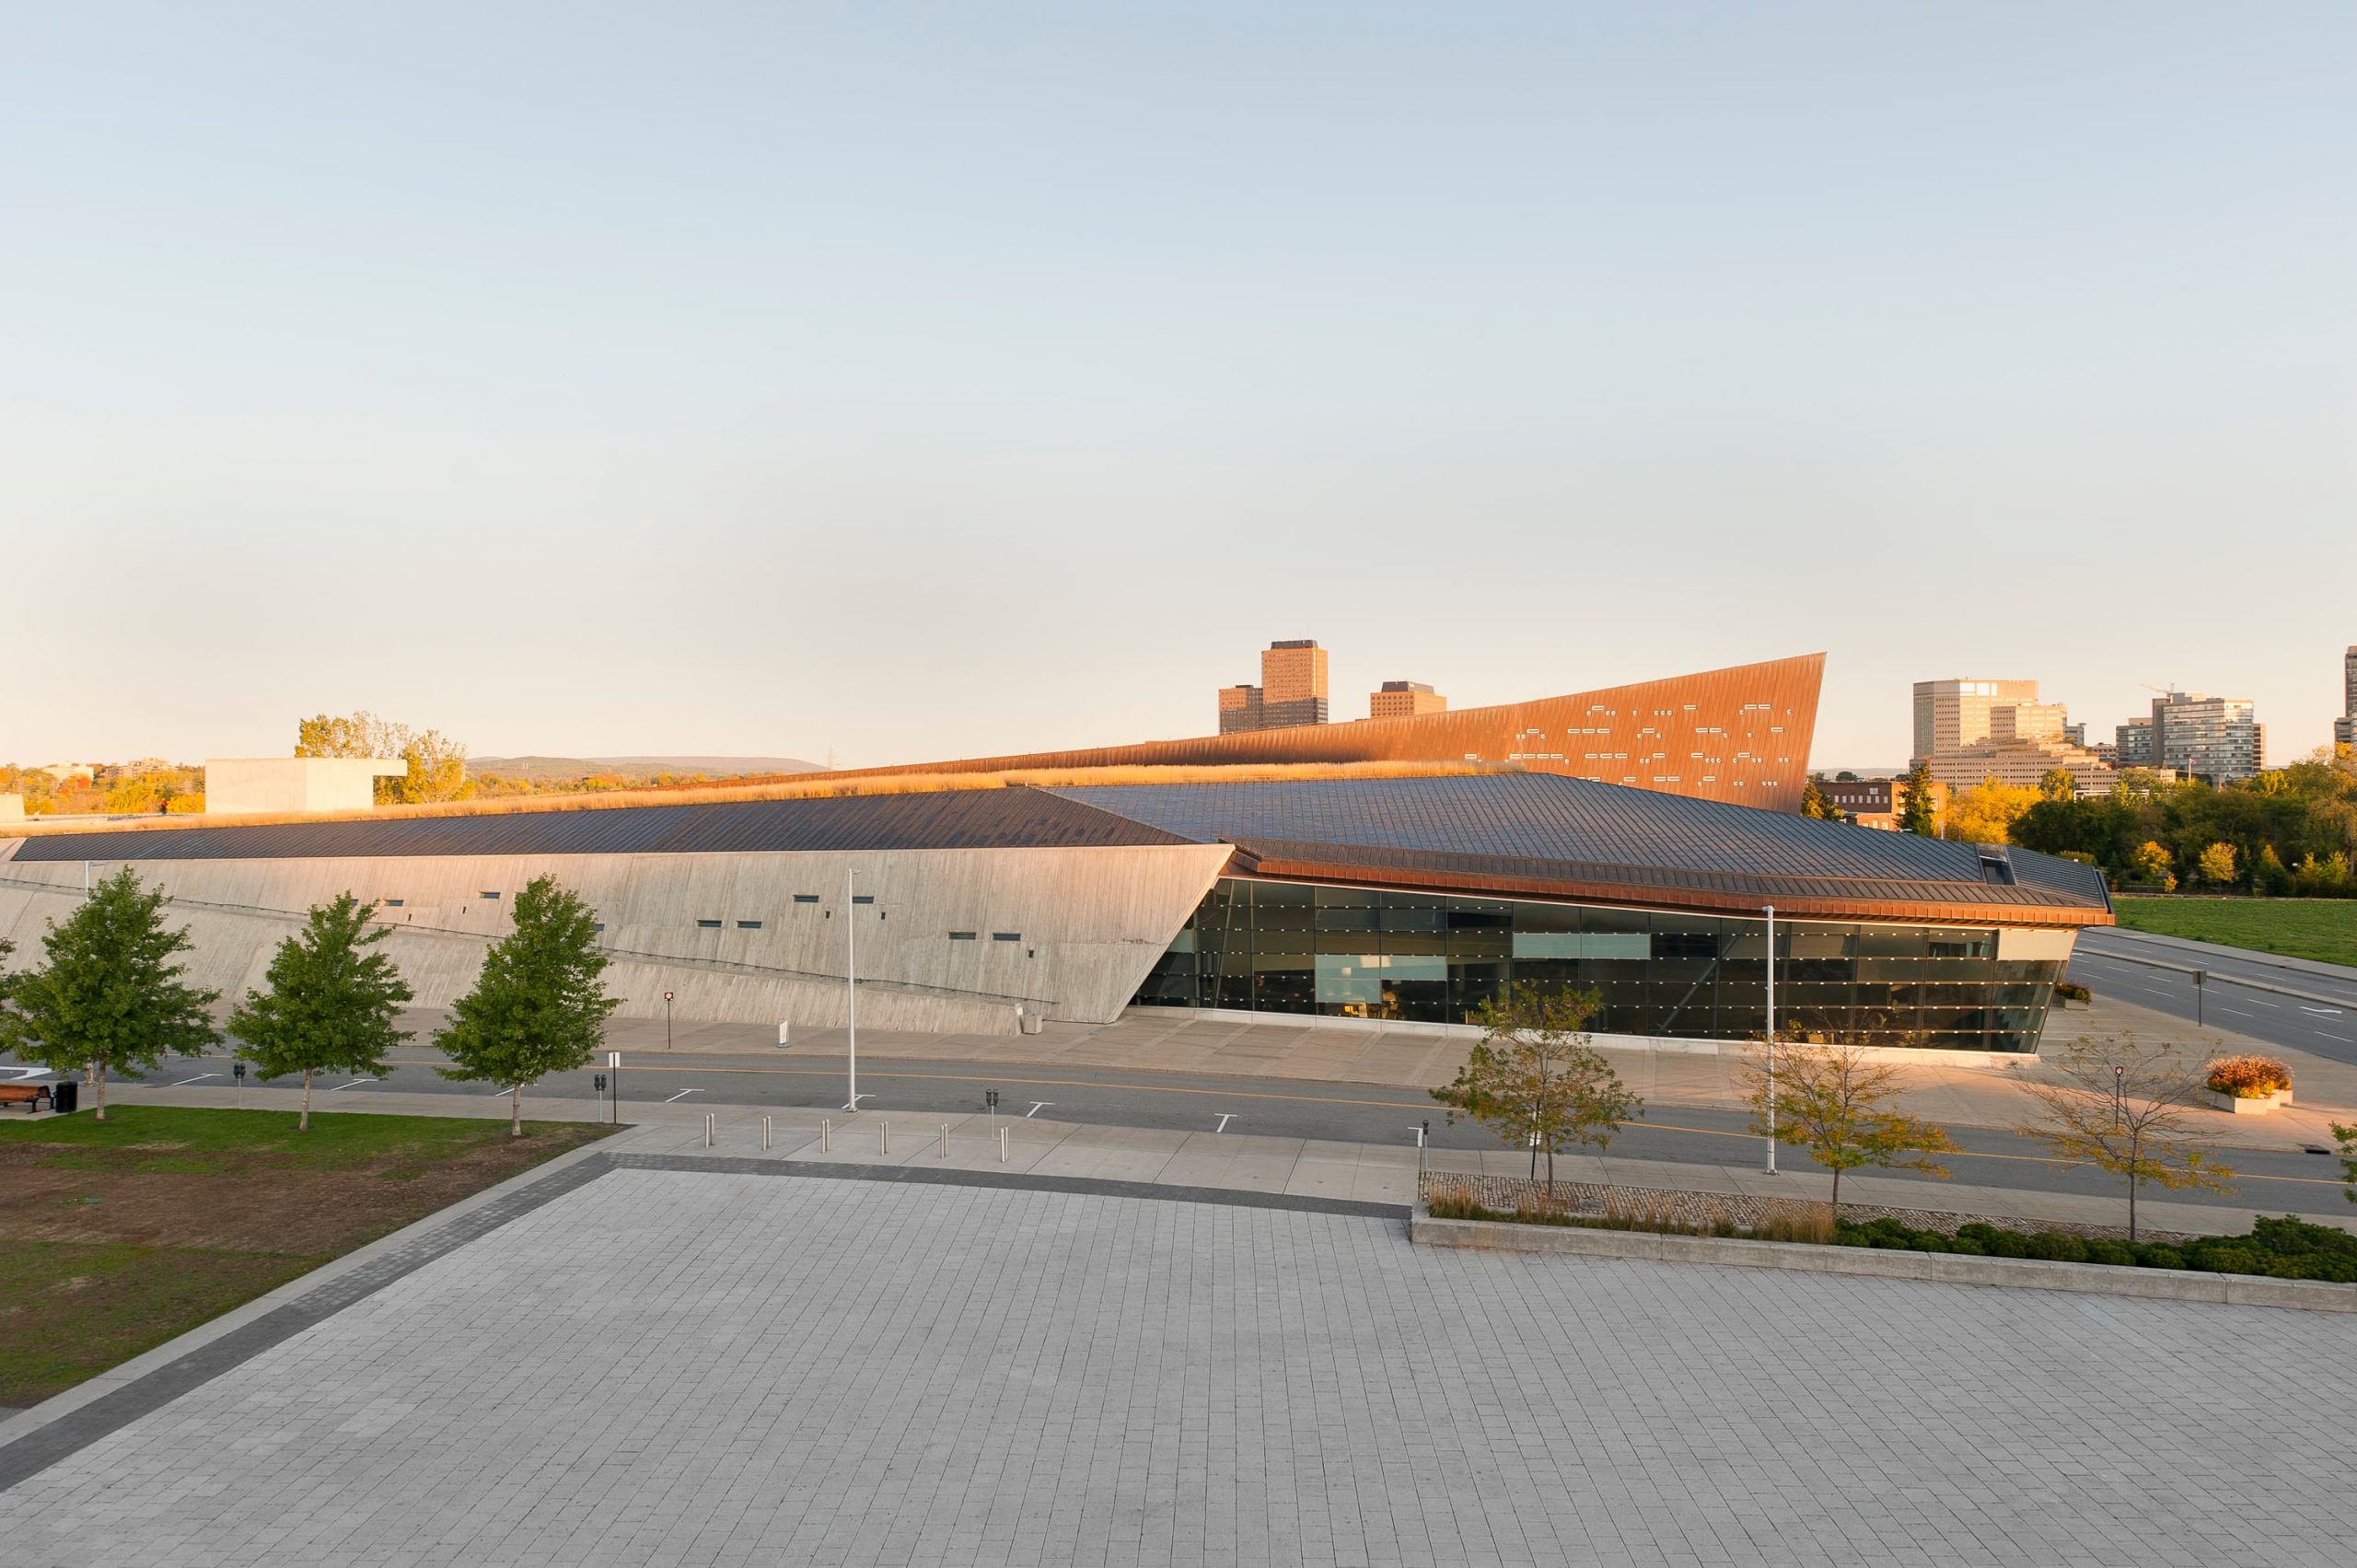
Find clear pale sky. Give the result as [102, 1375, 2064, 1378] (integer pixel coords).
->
[6, 4, 2352, 772]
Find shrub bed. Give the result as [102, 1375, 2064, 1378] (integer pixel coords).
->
[1834, 1214, 2357, 1282]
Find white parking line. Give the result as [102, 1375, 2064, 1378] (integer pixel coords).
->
[662, 1088, 702, 1103]
[160, 1074, 218, 1088]
[1026, 1102, 1051, 1118]
[1214, 1114, 1236, 1133]
[328, 1077, 377, 1092]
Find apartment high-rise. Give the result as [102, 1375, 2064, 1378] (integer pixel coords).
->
[1370, 680, 1446, 720]
[2115, 717, 2158, 770]
[2337, 646, 2356, 752]
[2149, 691, 2265, 784]
[1216, 639, 1330, 734]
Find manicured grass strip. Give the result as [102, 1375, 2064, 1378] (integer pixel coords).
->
[2112, 897, 2357, 970]
[0, 1105, 585, 1171]
[0, 1244, 323, 1409]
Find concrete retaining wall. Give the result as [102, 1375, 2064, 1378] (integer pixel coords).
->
[1411, 1209, 2357, 1313]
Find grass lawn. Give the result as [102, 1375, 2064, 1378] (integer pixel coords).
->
[2112, 897, 2357, 970]
[0, 1107, 610, 1410]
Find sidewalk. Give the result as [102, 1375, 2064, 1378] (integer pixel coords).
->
[122, 1080, 2357, 1240]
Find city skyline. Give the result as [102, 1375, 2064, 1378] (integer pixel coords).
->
[6, 6, 2354, 767]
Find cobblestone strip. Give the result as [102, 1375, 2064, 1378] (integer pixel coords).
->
[0, 1152, 617, 1496]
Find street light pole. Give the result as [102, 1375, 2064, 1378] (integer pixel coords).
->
[845, 866, 859, 1111]
[663, 991, 674, 1052]
[1763, 902, 1778, 1176]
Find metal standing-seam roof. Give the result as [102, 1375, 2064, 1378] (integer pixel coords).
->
[7, 772, 2111, 925]
[1051, 774, 2113, 926]
[5, 788, 1190, 863]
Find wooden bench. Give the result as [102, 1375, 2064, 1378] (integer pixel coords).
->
[0, 1083, 52, 1112]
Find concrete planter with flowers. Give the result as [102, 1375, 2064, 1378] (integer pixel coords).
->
[2202, 1054, 2293, 1116]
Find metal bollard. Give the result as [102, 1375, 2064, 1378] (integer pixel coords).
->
[880, 1121, 890, 1156]
[998, 1125, 1009, 1163]
[821, 1118, 831, 1153]
[939, 1122, 949, 1159]
[703, 1112, 714, 1148]
[762, 1115, 773, 1151]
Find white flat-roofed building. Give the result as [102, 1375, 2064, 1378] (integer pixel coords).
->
[203, 758, 406, 816]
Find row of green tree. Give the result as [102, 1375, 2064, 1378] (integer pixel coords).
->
[2010, 749, 2357, 894]
[1434, 985, 2328, 1239]
[0, 870, 617, 1133]
[1804, 747, 2357, 894]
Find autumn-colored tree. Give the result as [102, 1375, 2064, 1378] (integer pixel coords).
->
[2195, 841, 2238, 889]
[227, 894, 415, 1130]
[1431, 983, 1643, 1200]
[1799, 777, 1846, 822]
[1943, 776, 2039, 845]
[2039, 768, 2078, 803]
[1896, 760, 1940, 837]
[0, 871, 220, 1121]
[2020, 1036, 2235, 1240]
[1742, 1041, 1956, 1210]
[2128, 840, 2177, 890]
[296, 711, 472, 805]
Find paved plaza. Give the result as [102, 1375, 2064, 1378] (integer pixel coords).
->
[3, 1165, 2353, 1566]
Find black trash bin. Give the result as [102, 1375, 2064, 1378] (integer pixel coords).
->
[51, 1079, 78, 1114]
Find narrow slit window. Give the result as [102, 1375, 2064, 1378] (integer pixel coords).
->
[696, 918, 723, 929]
[480, 890, 500, 900]
[949, 931, 978, 941]
[793, 894, 819, 904]
[382, 899, 404, 908]
[737, 920, 762, 930]
[993, 932, 1021, 942]
[852, 894, 876, 905]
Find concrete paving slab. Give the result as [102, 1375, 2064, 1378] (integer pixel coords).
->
[6, 1167, 2351, 1566]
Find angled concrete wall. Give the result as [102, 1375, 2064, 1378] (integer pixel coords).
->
[0, 843, 1231, 1034]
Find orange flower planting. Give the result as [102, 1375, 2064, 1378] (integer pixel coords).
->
[2205, 1054, 2292, 1098]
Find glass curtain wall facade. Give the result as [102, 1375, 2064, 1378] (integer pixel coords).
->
[1133, 878, 2062, 1052]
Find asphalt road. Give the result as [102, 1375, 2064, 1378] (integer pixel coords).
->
[48, 1046, 2350, 1218]
[2070, 927, 2357, 1064]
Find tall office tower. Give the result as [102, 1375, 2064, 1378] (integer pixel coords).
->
[1910, 679, 2043, 761]
[2151, 691, 2265, 784]
[2116, 718, 2158, 769]
[1370, 680, 1446, 719]
[1215, 640, 1330, 733]
[1913, 678, 2115, 793]
[1258, 639, 1329, 729]
[2338, 646, 2357, 752]
[1216, 684, 1266, 735]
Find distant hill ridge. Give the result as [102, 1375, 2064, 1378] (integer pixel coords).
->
[471, 755, 826, 782]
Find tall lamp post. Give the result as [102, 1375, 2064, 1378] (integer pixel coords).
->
[1763, 902, 1778, 1176]
[844, 867, 862, 1111]
[663, 991, 674, 1051]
